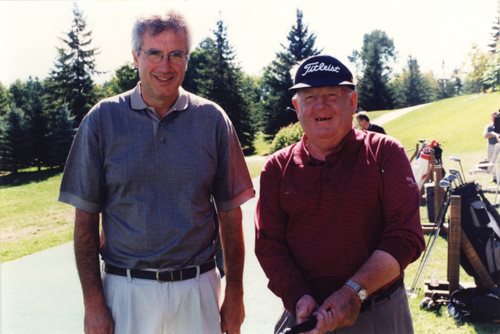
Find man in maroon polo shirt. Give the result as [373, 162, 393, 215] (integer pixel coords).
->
[255, 55, 425, 334]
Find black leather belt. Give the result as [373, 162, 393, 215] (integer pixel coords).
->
[104, 259, 216, 282]
[360, 277, 404, 313]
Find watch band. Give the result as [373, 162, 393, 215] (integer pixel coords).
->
[344, 279, 368, 302]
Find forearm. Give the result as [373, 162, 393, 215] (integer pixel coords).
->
[485, 132, 498, 139]
[74, 208, 114, 334]
[349, 250, 400, 295]
[219, 207, 245, 290]
[314, 251, 401, 332]
[74, 208, 105, 307]
[218, 207, 245, 333]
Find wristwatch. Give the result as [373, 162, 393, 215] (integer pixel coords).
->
[344, 279, 368, 302]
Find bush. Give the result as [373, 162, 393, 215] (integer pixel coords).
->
[270, 122, 303, 153]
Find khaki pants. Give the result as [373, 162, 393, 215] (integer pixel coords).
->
[103, 269, 222, 334]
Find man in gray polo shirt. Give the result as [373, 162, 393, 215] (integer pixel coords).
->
[59, 10, 254, 334]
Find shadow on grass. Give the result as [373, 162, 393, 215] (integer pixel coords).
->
[0, 168, 63, 188]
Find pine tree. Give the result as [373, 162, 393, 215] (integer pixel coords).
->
[259, 9, 321, 137]
[401, 56, 430, 107]
[46, 104, 75, 168]
[25, 78, 50, 170]
[47, 3, 98, 126]
[8, 78, 50, 170]
[0, 82, 9, 117]
[183, 20, 255, 152]
[350, 30, 396, 110]
[0, 107, 31, 173]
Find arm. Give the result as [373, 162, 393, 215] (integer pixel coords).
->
[254, 156, 314, 313]
[310, 250, 400, 332]
[484, 124, 498, 139]
[74, 208, 113, 334]
[219, 207, 245, 334]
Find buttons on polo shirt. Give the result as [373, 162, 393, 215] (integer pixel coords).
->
[160, 137, 167, 143]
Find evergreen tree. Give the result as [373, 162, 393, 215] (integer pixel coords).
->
[46, 104, 75, 168]
[0, 82, 10, 117]
[47, 4, 98, 126]
[25, 78, 50, 170]
[401, 56, 430, 107]
[183, 39, 213, 94]
[259, 9, 321, 137]
[183, 20, 255, 152]
[0, 107, 31, 173]
[8, 78, 50, 170]
[350, 30, 396, 110]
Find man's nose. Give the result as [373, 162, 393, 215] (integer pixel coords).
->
[313, 95, 328, 109]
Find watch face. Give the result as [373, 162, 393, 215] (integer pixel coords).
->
[359, 289, 368, 301]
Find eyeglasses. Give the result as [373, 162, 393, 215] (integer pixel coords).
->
[140, 49, 188, 64]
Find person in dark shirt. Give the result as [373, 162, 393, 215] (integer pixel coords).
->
[356, 112, 386, 134]
[255, 55, 424, 334]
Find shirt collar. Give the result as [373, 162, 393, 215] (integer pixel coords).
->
[292, 128, 364, 166]
[130, 83, 189, 114]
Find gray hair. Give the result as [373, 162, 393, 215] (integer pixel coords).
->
[132, 10, 192, 55]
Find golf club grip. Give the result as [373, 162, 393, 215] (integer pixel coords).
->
[284, 317, 318, 334]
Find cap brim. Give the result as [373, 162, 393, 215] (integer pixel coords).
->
[289, 80, 355, 91]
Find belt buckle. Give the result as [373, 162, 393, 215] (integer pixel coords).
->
[156, 269, 182, 282]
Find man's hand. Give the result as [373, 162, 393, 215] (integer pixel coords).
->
[305, 286, 360, 334]
[220, 285, 245, 334]
[83, 301, 114, 334]
[295, 294, 317, 325]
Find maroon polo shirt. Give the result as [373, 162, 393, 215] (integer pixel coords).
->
[255, 128, 425, 312]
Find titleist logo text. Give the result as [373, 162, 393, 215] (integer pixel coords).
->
[302, 62, 340, 76]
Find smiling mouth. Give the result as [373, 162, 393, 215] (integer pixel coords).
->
[154, 74, 173, 82]
[315, 117, 332, 122]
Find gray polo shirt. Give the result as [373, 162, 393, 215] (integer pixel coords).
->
[59, 84, 254, 269]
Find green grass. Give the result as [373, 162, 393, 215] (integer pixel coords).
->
[384, 94, 500, 157]
[253, 131, 272, 156]
[0, 171, 74, 262]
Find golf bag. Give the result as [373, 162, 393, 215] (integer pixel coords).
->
[447, 287, 500, 323]
[451, 182, 500, 286]
[411, 140, 442, 191]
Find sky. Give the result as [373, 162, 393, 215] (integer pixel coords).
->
[0, 0, 497, 86]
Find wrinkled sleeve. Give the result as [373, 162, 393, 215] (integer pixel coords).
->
[211, 111, 254, 211]
[255, 155, 313, 312]
[58, 110, 104, 213]
[377, 139, 425, 270]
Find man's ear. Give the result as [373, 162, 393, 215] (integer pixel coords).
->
[292, 96, 299, 114]
[350, 90, 358, 114]
[132, 49, 139, 68]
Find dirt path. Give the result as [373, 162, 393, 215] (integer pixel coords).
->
[374, 103, 429, 125]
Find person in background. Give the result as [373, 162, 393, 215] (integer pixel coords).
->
[355, 112, 386, 134]
[59, 10, 254, 334]
[255, 55, 424, 334]
[483, 111, 499, 162]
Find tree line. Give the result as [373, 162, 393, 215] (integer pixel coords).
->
[1, 5, 498, 173]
